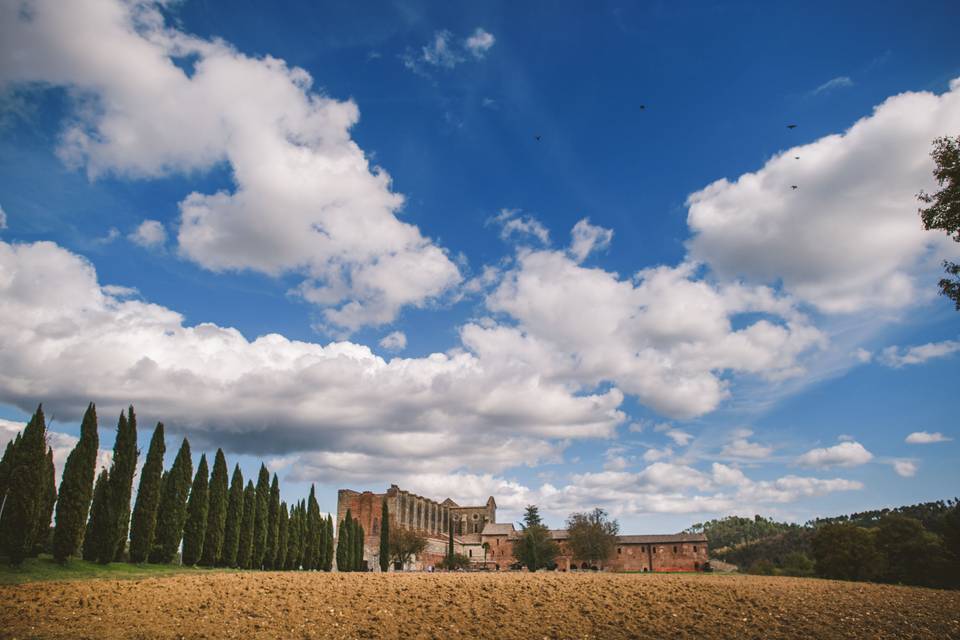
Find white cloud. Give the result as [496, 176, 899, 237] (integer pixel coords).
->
[796, 441, 873, 468]
[892, 460, 917, 477]
[465, 28, 495, 59]
[569, 218, 613, 263]
[854, 348, 873, 363]
[484, 243, 824, 419]
[488, 209, 550, 245]
[905, 431, 952, 444]
[0, 239, 622, 469]
[642, 446, 673, 462]
[128, 219, 166, 249]
[878, 340, 960, 368]
[721, 435, 773, 460]
[0, 0, 460, 332]
[664, 429, 693, 447]
[379, 330, 407, 352]
[420, 30, 463, 68]
[811, 76, 854, 95]
[0, 204, 6, 230]
[686, 78, 960, 314]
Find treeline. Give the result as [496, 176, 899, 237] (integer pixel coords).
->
[0, 404, 364, 571]
[689, 501, 960, 589]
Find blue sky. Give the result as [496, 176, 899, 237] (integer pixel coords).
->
[0, 0, 958, 531]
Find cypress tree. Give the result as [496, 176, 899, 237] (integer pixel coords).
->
[337, 510, 353, 571]
[252, 464, 270, 568]
[0, 407, 49, 564]
[200, 449, 228, 567]
[220, 464, 244, 567]
[287, 503, 301, 569]
[180, 453, 209, 566]
[353, 522, 365, 572]
[0, 434, 18, 505]
[296, 500, 308, 570]
[148, 471, 168, 563]
[83, 468, 110, 562]
[102, 408, 139, 562]
[379, 499, 390, 572]
[153, 438, 192, 564]
[53, 403, 100, 563]
[238, 480, 256, 569]
[128, 422, 165, 563]
[277, 502, 289, 571]
[323, 514, 334, 571]
[32, 447, 56, 556]
[303, 487, 317, 570]
[264, 473, 280, 569]
[447, 520, 454, 561]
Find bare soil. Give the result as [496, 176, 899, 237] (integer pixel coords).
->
[2, 572, 959, 639]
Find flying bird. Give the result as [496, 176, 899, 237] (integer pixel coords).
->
[787, 124, 797, 129]
[639, 104, 646, 110]
[534, 134, 542, 141]
[791, 185, 798, 190]
[795, 156, 800, 159]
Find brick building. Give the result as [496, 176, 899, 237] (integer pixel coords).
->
[336, 484, 708, 572]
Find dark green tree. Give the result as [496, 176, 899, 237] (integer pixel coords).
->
[388, 527, 427, 570]
[874, 514, 948, 586]
[0, 407, 49, 564]
[33, 447, 56, 556]
[337, 510, 353, 571]
[811, 522, 882, 581]
[290, 502, 304, 569]
[181, 453, 209, 565]
[83, 468, 110, 562]
[103, 407, 139, 562]
[52, 403, 100, 563]
[0, 434, 19, 507]
[277, 502, 289, 571]
[264, 473, 281, 569]
[304, 487, 321, 570]
[447, 520, 454, 563]
[128, 422, 165, 563]
[220, 464, 244, 567]
[918, 134, 960, 308]
[379, 499, 390, 572]
[511, 505, 560, 571]
[323, 514, 334, 571]
[200, 449, 229, 567]
[565, 508, 619, 569]
[353, 521, 365, 571]
[238, 480, 256, 569]
[153, 438, 193, 564]
[252, 464, 270, 569]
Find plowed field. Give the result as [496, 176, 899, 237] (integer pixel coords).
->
[2, 572, 959, 639]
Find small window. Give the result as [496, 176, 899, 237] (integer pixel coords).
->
[693, 546, 697, 552]
[673, 546, 678, 553]
[469, 549, 473, 557]
[617, 547, 622, 555]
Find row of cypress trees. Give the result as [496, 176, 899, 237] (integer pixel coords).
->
[335, 509, 366, 571]
[0, 403, 348, 571]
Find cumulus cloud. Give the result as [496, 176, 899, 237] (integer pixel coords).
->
[488, 209, 550, 245]
[892, 460, 917, 478]
[811, 76, 854, 95]
[905, 431, 952, 444]
[0, 239, 622, 471]
[568, 218, 613, 263]
[878, 340, 960, 368]
[0, 0, 460, 332]
[664, 429, 694, 447]
[465, 28, 495, 59]
[720, 431, 774, 459]
[0, 204, 6, 230]
[484, 244, 824, 419]
[378, 330, 407, 352]
[128, 219, 166, 248]
[796, 441, 873, 468]
[686, 78, 960, 314]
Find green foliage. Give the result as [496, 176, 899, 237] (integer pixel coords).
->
[353, 521, 364, 571]
[0, 554, 234, 585]
[52, 404, 100, 563]
[323, 514, 334, 571]
[105, 407, 139, 562]
[379, 499, 390, 572]
[0, 435, 18, 508]
[277, 502, 289, 571]
[874, 514, 950, 587]
[0, 406, 49, 564]
[220, 464, 244, 567]
[34, 447, 56, 557]
[337, 510, 353, 571]
[388, 527, 427, 569]
[284, 502, 300, 570]
[252, 464, 270, 569]
[128, 422, 165, 564]
[512, 521, 559, 571]
[811, 523, 883, 582]
[237, 480, 256, 569]
[565, 508, 619, 567]
[200, 449, 229, 567]
[523, 505, 543, 527]
[181, 454, 209, 565]
[264, 473, 280, 569]
[83, 468, 110, 562]
[438, 553, 470, 570]
[687, 514, 800, 551]
[304, 487, 320, 570]
[152, 439, 192, 564]
[779, 551, 815, 577]
[918, 134, 960, 308]
[748, 558, 776, 575]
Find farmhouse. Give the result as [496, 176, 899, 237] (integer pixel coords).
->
[337, 484, 708, 572]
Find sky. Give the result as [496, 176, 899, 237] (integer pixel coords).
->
[0, 0, 958, 532]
